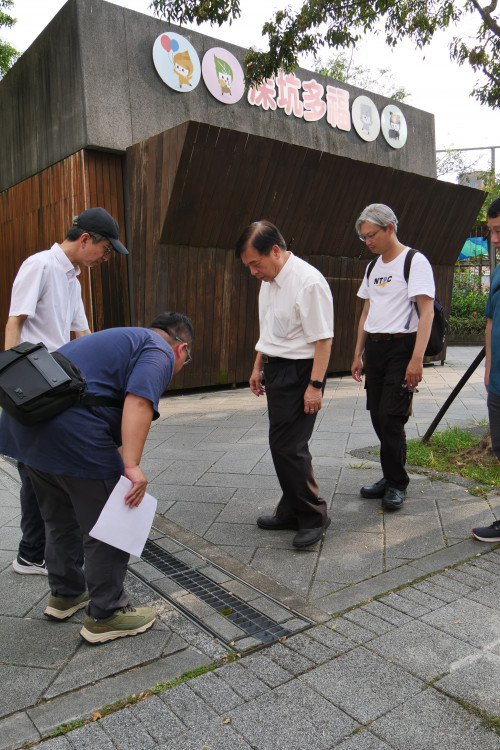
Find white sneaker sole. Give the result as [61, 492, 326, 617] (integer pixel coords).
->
[471, 531, 500, 543]
[44, 600, 89, 620]
[12, 558, 48, 576]
[80, 616, 156, 644]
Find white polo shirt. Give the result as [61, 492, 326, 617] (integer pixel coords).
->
[357, 248, 435, 334]
[256, 253, 334, 359]
[9, 244, 89, 352]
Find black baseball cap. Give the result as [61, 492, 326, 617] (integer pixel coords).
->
[73, 207, 128, 255]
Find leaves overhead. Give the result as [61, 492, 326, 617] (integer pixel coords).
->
[151, 0, 500, 108]
[0, 0, 18, 78]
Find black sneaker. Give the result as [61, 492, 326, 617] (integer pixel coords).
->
[12, 555, 48, 576]
[472, 520, 500, 543]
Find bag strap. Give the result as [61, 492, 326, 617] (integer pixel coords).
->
[365, 256, 378, 282]
[403, 247, 419, 330]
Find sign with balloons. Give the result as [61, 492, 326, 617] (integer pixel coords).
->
[152, 32, 201, 93]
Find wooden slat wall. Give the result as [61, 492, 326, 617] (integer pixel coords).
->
[0, 150, 129, 348]
[126, 121, 484, 389]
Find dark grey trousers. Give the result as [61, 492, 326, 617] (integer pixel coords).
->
[488, 391, 500, 460]
[27, 468, 129, 620]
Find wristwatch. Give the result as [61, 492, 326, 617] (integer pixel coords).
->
[309, 379, 323, 389]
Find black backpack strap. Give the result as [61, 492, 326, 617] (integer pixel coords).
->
[403, 247, 418, 283]
[81, 394, 123, 409]
[366, 256, 378, 282]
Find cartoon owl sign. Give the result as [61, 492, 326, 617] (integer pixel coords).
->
[153, 32, 201, 92]
[351, 96, 381, 142]
[202, 48, 245, 104]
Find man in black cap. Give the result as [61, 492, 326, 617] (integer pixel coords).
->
[5, 207, 128, 576]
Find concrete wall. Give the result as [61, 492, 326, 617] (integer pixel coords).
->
[0, 0, 437, 194]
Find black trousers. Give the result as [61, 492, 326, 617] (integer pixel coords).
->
[27, 468, 129, 620]
[364, 335, 416, 490]
[264, 358, 328, 529]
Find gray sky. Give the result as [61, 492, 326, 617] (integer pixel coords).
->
[3, 0, 500, 179]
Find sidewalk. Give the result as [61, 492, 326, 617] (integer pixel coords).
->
[1, 346, 500, 750]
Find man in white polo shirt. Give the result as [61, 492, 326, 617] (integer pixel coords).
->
[235, 220, 334, 548]
[5, 207, 128, 575]
[351, 203, 435, 511]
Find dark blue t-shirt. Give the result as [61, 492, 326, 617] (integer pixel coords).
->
[485, 265, 500, 397]
[0, 327, 174, 478]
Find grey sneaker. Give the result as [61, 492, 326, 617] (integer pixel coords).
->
[12, 555, 48, 576]
[45, 590, 90, 620]
[80, 604, 156, 644]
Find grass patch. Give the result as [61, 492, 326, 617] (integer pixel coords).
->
[406, 427, 500, 489]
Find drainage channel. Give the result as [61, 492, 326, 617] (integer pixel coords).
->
[128, 527, 314, 655]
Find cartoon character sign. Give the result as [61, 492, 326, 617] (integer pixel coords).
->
[352, 95, 380, 142]
[153, 32, 201, 92]
[202, 48, 245, 104]
[381, 104, 408, 149]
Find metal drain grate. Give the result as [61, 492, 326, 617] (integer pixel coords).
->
[134, 536, 313, 653]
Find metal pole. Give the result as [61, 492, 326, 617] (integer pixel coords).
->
[422, 347, 486, 443]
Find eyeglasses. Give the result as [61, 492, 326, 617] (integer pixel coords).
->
[358, 228, 383, 243]
[175, 336, 192, 366]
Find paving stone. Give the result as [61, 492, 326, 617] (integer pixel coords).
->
[100, 707, 156, 750]
[428, 573, 473, 595]
[189, 671, 244, 713]
[362, 599, 413, 625]
[0, 711, 40, 750]
[0, 566, 48, 617]
[230, 680, 358, 750]
[0, 665, 56, 717]
[315, 531, 385, 584]
[421, 598, 500, 648]
[250, 596, 293, 623]
[250, 546, 320, 598]
[265, 642, 315, 674]
[369, 619, 480, 680]
[443, 568, 491, 588]
[131, 694, 186, 743]
[413, 579, 461, 603]
[240, 652, 292, 688]
[370, 688, 500, 749]
[301, 646, 423, 723]
[397, 585, 448, 611]
[220, 580, 260, 600]
[459, 562, 499, 582]
[160, 682, 215, 728]
[45, 629, 173, 697]
[332, 617, 378, 643]
[0, 616, 80, 668]
[377, 592, 431, 617]
[343, 608, 394, 635]
[336, 731, 394, 750]
[217, 661, 270, 700]
[156, 718, 255, 749]
[466, 578, 500, 611]
[306, 624, 357, 653]
[435, 652, 500, 715]
[37, 738, 72, 750]
[470, 556, 500, 574]
[282, 632, 334, 664]
[66, 721, 117, 749]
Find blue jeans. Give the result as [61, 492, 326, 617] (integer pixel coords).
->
[17, 461, 46, 562]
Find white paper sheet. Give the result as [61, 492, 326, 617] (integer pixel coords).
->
[89, 475, 157, 557]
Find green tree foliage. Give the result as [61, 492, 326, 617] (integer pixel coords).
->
[0, 0, 18, 78]
[314, 52, 409, 101]
[151, 0, 500, 108]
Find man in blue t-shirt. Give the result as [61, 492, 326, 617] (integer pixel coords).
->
[472, 198, 500, 543]
[0, 312, 194, 643]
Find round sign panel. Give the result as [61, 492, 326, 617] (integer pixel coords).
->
[153, 32, 201, 92]
[202, 47, 245, 104]
[351, 96, 380, 142]
[381, 104, 408, 148]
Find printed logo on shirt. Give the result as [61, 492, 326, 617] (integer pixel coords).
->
[374, 275, 392, 287]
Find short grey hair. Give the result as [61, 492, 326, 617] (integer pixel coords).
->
[355, 204, 398, 235]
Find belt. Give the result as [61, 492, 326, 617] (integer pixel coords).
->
[261, 355, 293, 364]
[367, 332, 416, 342]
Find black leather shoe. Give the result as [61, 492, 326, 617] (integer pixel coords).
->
[360, 479, 387, 499]
[257, 515, 298, 530]
[293, 517, 331, 548]
[382, 487, 406, 511]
